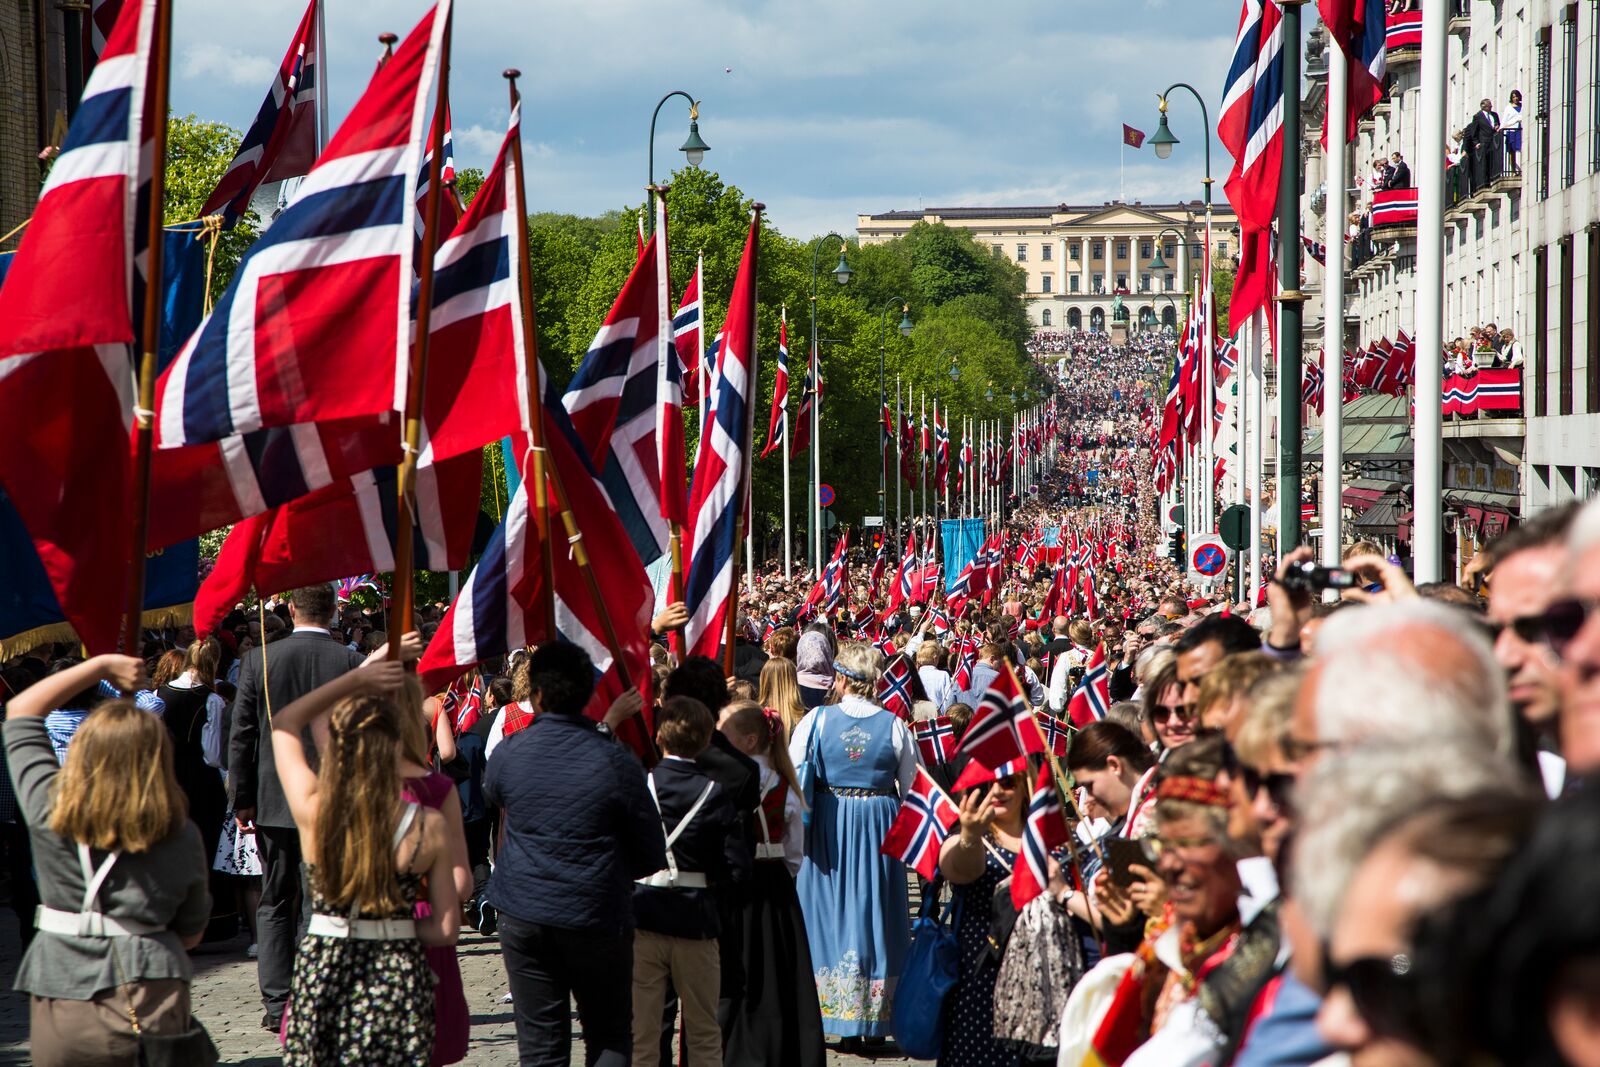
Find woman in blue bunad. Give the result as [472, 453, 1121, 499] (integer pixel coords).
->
[787, 640, 919, 1052]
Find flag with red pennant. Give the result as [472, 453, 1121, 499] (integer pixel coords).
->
[952, 756, 1028, 793]
[879, 766, 960, 880]
[201, 0, 320, 228]
[958, 666, 1045, 771]
[683, 212, 760, 660]
[1012, 774, 1070, 909]
[155, 2, 450, 448]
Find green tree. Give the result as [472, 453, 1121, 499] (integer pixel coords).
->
[1211, 266, 1235, 338]
[164, 113, 261, 302]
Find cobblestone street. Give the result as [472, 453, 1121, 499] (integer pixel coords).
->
[0, 919, 929, 1065]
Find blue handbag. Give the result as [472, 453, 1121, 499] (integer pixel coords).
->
[891, 880, 961, 1060]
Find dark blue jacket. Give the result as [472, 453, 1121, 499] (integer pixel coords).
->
[484, 712, 666, 933]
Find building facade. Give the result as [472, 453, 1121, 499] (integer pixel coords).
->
[0, 3, 74, 239]
[856, 200, 1239, 332]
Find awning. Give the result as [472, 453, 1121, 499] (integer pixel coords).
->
[1355, 495, 1405, 530]
[1396, 510, 1415, 542]
[1342, 485, 1387, 509]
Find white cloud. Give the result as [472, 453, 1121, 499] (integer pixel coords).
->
[178, 43, 276, 89]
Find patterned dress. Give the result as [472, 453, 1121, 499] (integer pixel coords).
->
[939, 843, 1021, 1067]
[285, 827, 437, 1065]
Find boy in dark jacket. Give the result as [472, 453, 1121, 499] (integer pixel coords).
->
[631, 696, 751, 1067]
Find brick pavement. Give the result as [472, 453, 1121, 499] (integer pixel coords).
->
[0, 918, 929, 1065]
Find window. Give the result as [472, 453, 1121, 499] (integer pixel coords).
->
[1115, 273, 1128, 290]
[1016, 243, 1028, 261]
[1589, 225, 1600, 412]
[1140, 240, 1152, 259]
[1042, 275, 1053, 293]
[1216, 240, 1230, 258]
[1041, 309, 1052, 327]
[1116, 240, 1129, 259]
[1092, 239, 1105, 259]
[1139, 273, 1151, 292]
[993, 243, 1003, 255]
[1560, 233, 1574, 415]
[1068, 308, 1082, 328]
[1071, 240, 1082, 260]
[1041, 243, 1053, 261]
[1164, 242, 1176, 260]
[1537, 27, 1552, 199]
[1534, 244, 1549, 415]
[1190, 242, 1204, 259]
[1562, 5, 1578, 188]
[1165, 273, 1176, 291]
[1092, 272, 1105, 293]
[1069, 274, 1081, 293]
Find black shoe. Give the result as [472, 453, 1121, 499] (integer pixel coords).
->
[263, 1013, 282, 1033]
[477, 900, 497, 936]
[838, 1036, 863, 1053]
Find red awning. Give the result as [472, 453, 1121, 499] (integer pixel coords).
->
[1342, 486, 1387, 511]
[1396, 510, 1415, 541]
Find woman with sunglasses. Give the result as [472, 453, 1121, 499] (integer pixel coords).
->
[937, 766, 1034, 1067]
[1141, 660, 1195, 755]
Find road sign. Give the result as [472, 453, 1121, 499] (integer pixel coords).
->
[862, 514, 884, 527]
[1218, 504, 1251, 550]
[822, 508, 838, 531]
[819, 484, 835, 508]
[1165, 503, 1185, 529]
[1188, 533, 1231, 582]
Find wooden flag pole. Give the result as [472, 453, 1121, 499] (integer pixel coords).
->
[391, 9, 453, 653]
[122, 0, 175, 655]
[1000, 658, 1107, 871]
[503, 71, 555, 637]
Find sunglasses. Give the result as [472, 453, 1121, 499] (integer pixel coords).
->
[1537, 596, 1600, 656]
[1150, 702, 1193, 725]
[1320, 949, 1430, 1042]
[1239, 766, 1296, 812]
[1482, 611, 1547, 646]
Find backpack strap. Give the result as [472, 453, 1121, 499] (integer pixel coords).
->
[647, 776, 717, 884]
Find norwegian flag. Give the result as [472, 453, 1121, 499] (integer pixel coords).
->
[899, 407, 917, 484]
[155, 3, 449, 450]
[201, 0, 320, 228]
[877, 653, 916, 721]
[672, 254, 703, 411]
[1082, 571, 1101, 624]
[652, 198, 688, 530]
[1012, 775, 1070, 909]
[801, 531, 850, 616]
[849, 605, 877, 639]
[191, 110, 529, 637]
[874, 628, 899, 658]
[868, 536, 889, 600]
[416, 104, 463, 246]
[953, 633, 979, 694]
[879, 766, 961, 880]
[1301, 234, 1327, 266]
[1303, 358, 1325, 414]
[1220, 0, 1284, 329]
[926, 603, 951, 635]
[958, 666, 1045, 771]
[1155, 356, 1182, 457]
[1039, 713, 1072, 758]
[934, 406, 950, 490]
[913, 715, 958, 768]
[761, 308, 789, 458]
[453, 677, 485, 734]
[880, 398, 895, 483]
[417, 419, 657, 759]
[560, 195, 678, 565]
[886, 532, 918, 614]
[84, 0, 122, 70]
[1066, 644, 1111, 728]
[791, 352, 816, 458]
[683, 212, 761, 659]
[1320, 0, 1387, 147]
[0, 0, 158, 653]
[953, 756, 1028, 793]
[1214, 336, 1239, 386]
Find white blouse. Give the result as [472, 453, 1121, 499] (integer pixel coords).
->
[752, 753, 804, 876]
[787, 694, 919, 797]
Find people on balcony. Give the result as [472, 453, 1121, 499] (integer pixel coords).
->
[1503, 90, 1523, 174]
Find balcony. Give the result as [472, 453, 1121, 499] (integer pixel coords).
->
[1370, 188, 1419, 238]
[1386, 9, 1422, 67]
[1443, 367, 1522, 425]
[1448, 0, 1472, 36]
[1445, 135, 1523, 213]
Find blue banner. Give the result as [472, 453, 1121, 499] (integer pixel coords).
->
[941, 518, 986, 579]
[0, 232, 206, 647]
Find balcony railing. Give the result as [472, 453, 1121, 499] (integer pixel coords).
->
[1444, 366, 1521, 418]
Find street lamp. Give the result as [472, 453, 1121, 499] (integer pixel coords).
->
[807, 233, 851, 570]
[647, 90, 708, 235]
[878, 299, 913, 528]
[1150, 110, 1179, 160]
[985, 382, 995, 403]
[947, 349, 960, 382]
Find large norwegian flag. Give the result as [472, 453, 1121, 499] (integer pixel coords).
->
[1066, 643, 1111, 727]
[1220, 0, 1284, 332]
[562, 200, 677, 565]
[760, 308, 789, 458]
[683, 212, 761, 659]
[879, 766, 960, 880]
[200, 0, 320, 227]
[958, 665, 1045, 771]
[1012, 775, 1070, 909]
[1320, 0, 1387, 147]
[0, 0, 156, 653]
[191, 109, 530, 636]
[155, 3, 449, 449]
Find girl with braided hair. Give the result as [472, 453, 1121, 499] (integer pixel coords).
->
[269, 643, 461, 1066]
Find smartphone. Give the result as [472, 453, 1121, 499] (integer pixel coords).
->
[1101, 837, 1152, 888]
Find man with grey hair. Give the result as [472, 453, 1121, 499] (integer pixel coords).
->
[1550, 495, 1600, 782]
[1289, 598, 1516, 766]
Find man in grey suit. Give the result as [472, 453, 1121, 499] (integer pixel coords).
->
[228, 583, 363, 1031]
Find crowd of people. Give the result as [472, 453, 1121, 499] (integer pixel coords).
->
[2, 327, 1599, 1067]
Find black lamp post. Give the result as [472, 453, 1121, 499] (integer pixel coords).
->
[647, 90, 708, 234]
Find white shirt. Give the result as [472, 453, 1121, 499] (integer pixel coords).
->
[917, 665, 955, 711]
[787, 694, 918, 797]
[484, 700, 536, 762]
[752, 754, 804, 876]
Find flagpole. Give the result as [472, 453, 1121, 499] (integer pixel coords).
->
[1322, 38, 1348, 581]
[121, 0, 175, 654]
[1413, 0, 1445, 581]
[391, 8, 453, 650]
[920, 391, 927, 537]
[502, 73, 557, 636]
[314, 0, 330, 152]
[896, 377, 903, 545]
[781, 305, 792, 582]
[1249, 307, 1264, 601]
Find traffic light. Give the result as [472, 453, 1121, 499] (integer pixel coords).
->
[870, 531, 884, 553]
[1168, 528, 1186, 566]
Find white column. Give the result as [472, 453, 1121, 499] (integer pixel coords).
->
[1414, 0, 1447, 581]
[1322, 45, 1348, 575]
[1249, 308, 1265, 601]
[1057, 236, 1069, 312]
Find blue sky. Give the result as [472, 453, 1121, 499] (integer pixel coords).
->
[169, 0, 1238, 239]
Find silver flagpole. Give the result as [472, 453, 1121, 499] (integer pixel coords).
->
[1414, 0, 1446, 581]
[781, 306, 792, 581]
[1322, 38, 1348, 583]
[896, 377, 903, 547]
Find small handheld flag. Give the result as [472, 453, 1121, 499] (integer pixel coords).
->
[879, 767, 961, 880]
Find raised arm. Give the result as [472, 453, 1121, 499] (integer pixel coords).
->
[4, 655, 146, 719]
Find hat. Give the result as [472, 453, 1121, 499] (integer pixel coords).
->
[796, 631, 835, 690]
